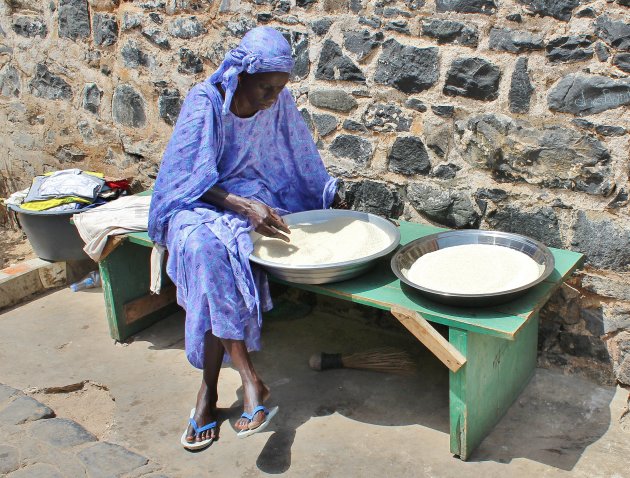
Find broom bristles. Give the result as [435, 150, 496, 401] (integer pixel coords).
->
[341, 347, 416, 375]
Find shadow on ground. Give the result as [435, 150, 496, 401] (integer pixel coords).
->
[133, 298, 615, 474]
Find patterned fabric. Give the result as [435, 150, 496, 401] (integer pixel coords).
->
[148, 28, 337, 369]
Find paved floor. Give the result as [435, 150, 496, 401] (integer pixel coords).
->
[0, 287, 628, 477]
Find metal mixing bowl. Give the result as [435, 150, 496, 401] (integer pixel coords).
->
[390, 229, 556, 307]
[249, 209, 401, 284]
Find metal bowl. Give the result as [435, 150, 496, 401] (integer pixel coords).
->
[249, 209, 401, 284]
[390, 229, 556, 307]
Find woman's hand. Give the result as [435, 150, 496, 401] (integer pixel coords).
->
[241, 199, 291, 242]
[201, 186, 290, 241]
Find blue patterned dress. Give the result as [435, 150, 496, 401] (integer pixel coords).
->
[149, 80, 337, 368]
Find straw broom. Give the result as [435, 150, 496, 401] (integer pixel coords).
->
[308, 347, 416, 375]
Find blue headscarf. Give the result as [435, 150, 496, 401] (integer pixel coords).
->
[210, 27, 295, 115]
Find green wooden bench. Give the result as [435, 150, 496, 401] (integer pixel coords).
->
[97, 215, 583, 460]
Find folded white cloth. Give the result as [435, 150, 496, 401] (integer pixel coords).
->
[74, 195, 165, 294]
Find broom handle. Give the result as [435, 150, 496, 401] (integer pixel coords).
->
[319, 353, 345, 370]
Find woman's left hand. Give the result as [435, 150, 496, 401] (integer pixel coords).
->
[332, 191, 350, 210]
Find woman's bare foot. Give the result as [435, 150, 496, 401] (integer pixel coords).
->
[235, 381, 271, 431]
[186, 382, 219, 444]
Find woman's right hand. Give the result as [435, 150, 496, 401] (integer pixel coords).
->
[241, 199, 291, 242]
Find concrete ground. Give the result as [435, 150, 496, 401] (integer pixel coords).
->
[0, 286, 628, 478]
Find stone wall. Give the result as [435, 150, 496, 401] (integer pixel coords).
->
[0, 0, 628, 386]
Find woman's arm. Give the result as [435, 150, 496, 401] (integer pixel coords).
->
[202, 186, 291, 242]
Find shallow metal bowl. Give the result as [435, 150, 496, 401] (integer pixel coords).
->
[249, 209, 401, 284]
[390, 229, 556, 307]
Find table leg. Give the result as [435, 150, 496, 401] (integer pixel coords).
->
[99, 241, 179, 341]
[448, 315, 538, 460]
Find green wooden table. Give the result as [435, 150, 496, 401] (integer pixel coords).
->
[98, 220, 583, 460]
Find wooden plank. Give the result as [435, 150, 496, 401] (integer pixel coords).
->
[99, 235, 127, 261]
[123, 284, 177, 325]
[391, 306, 466, 372]
[98, 242, 178, 341]
[449, 315, 538, 460]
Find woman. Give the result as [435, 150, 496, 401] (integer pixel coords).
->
[148, 27, 339, 450]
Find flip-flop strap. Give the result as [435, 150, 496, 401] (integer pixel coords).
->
[240, 405, 268, 421]
[189, 418, 217, 434]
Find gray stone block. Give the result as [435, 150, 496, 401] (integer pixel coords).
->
[436, 0, 497, 14]
[78, 442, 148, 478]
[58, 0, 90, 40]
[595, 124, 626, 136]
[329, 135, 373, 165]
[404, 98, 427, 112]
[121, 41, 151, 69]
[387, 137, 431, 175]
[342, 119, 367, 132]
[309, 89, 357, 112]
[613, 53, 630, 73]
[384, 20, 410, 35]
[464, 114, 612, 195]
[0, 444, 19, 475]
[408, 183, 479, 228]
[310, 18, 333, 36]
[509, 57, 533, 114]
[112, 85, 146, 128]
[548, 74, 630, 115]
[517, 0, 580, 21]
[422, 20, 479, 47]
[546, 35, 594, 63]
[226, 17, 256, 37]
[0, 384, 20, 404]
[29, 64, 72, 101]
[158, 89, 183, 126]
[374, 40, 439, 94]
[610, 332, 630, 385]
[12, 17, 48, 38]
[313, 113, 337, 137]
[594, 42, 610, 62]
[82, 83, 102, 115]
[443, 57, 500, 101]
[343, 30, 383, 61]
[489, 28, 544, 53]
[431, 164, 460, 179]
[594, 16, 630, 51]
[559, 333, 610, 362]
[316, 40, 365, 82]
[141, 27, 171, 49]
[167, 16, 207, 39]
[486, 206, 563, 248]
[8, 463, 64, 478]
[178, 48, 204, 74]
[572, 211, 630, 270]
[345, 180, 403, 218]
[363, 103, 411, 133]
[93, 14, 119, 47]
[0, 396, 54, 425]
[29, 417, 97, 448]
[0, 64, 20, 98]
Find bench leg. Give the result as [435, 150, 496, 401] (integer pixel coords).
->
[448, 315, 538, 460]
[99, 241, 179, 341]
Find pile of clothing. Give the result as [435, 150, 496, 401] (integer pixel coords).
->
[4, 169, 130, 212]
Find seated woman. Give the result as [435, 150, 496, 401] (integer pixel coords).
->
[148, 27, 341, 450]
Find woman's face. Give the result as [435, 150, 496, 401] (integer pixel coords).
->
[238, 71, 290, 111]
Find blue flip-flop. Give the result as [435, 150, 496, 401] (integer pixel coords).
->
[236, 405, 279, 439]
[181, 408, 217, 450]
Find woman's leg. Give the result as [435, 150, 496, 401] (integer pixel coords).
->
[221, 339, 270, 430]
[185, 331, 225, 443]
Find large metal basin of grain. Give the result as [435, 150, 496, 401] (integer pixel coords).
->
[249, 209, 400, 284]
